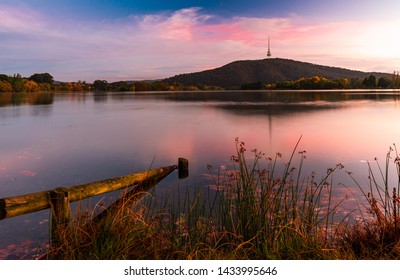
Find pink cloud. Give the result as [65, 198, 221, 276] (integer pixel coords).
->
[19, 170, 37, 177]
[193, 17, 291, 46]
[0, 5, 43, 33]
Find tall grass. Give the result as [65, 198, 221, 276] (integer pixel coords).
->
[205, 137, 345, 259]
[44, 190, 171, 259]
[43, 139, 400, 260]
[337, 145, 400, 259]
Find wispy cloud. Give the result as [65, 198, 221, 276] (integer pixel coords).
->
[0, 5, 44, 33]
[0, 5, 399, 82]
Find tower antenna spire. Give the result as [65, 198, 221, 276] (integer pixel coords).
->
[267, 36, 272, 58]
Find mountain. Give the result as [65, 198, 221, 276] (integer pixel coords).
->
[164, 58, 390, 89]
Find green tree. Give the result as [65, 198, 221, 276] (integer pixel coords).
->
[377, 77, 391, 88]
[9, 74, 25, 92]
[391, 71, 399, 88]
[241, 81, 264, 90]
[0, 74, 9, 81]
[150, 81, 168, 91]
[350, 78, 363, 88]
[93, 80, 109, 91]
[134, 81, 152, 91]
[363, 75, 377, 88]
[110, 81, 130, 91]
[29, 73, 54, 84]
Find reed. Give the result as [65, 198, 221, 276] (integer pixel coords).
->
[204, 137, 346, 259]
[337, 145, 400, 259]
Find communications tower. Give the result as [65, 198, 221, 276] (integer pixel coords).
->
[267, 37, 272, 58]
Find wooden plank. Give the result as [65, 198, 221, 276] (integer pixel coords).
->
[0, 164, 178, 220]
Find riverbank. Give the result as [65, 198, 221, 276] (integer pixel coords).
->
[42, 139, 400, 260]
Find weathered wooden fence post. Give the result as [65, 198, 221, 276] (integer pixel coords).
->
[49, 187, 71, 245]
[178, 157, 189, 179]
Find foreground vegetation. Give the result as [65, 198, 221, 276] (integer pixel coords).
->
[42, 138, 400, 260]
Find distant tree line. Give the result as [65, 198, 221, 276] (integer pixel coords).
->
[1, 71, 399, 93]
[0, 73, 223, 93]
[89, 80, 223, 91]
[241, 73, 400, 90]
[0, 73, 55, 92]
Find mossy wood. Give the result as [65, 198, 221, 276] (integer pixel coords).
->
[0, 164, 179, 220]
[92, 165, 177, 223]
[49, 187, 71, 246]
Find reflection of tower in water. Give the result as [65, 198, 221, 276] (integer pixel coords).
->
[268, 113, 272, 144]
[267, 37, 272, 143]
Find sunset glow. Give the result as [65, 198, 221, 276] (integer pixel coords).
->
[1, 0, 399, 82]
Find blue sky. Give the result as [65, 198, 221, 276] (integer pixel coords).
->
[15, 0, 311, 18]
[13, 0, 387, 21]
[1, 0, 400, 82]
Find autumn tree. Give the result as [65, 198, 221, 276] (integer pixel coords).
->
[23, 80, 40, 92]
[0, 81, 13, 92]
[338, 78, 350, 88]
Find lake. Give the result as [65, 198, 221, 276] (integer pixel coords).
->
[1, 90, 400, 258]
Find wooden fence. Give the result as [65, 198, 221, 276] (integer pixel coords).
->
[0, 158, 188, 244]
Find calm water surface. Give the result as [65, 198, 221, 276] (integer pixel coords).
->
[1, 90, 400, 258]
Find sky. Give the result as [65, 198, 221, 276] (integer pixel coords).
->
[1, 0, 400, 82]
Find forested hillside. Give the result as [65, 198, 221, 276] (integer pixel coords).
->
[164, 58, 392, 89]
